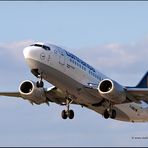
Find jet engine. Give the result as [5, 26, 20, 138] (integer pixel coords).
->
[19, 80, 47, 104]
[98, 79, 126, 103]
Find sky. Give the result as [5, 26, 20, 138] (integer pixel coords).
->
[1, 1, 148, 147]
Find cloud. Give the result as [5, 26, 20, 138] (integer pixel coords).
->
[0, 40, 36, 90]
[0, 40, 34, 62]
[77, 40, 148, 71]
[71, 38, 148, 85]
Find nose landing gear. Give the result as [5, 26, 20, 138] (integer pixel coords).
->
[36, 73, 44, 88]
[36, 80, 44, 88]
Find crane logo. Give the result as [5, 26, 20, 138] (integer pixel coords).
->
[40, 52, 46, 60]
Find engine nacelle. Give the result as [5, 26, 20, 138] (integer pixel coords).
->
[98, 79, 126, 103]
[19, 80, 47, 104]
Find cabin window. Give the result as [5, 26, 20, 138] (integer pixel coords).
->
[74, 61, 77, 65]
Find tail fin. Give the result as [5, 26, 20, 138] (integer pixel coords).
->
[136, 71, 148, 88]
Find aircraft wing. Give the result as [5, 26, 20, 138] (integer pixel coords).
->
[45, 86, 67, 104]
[126, 88, 148, 103]
[0, 86, 77, 105]
[83, 85, 99, 98]
[83, 82, 148, 104]
[0, 92, 21, 97]
[125, 72, 148, 103]
[46, 87, 78, 105]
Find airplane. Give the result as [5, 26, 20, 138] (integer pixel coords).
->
[1, 42, 148, 123]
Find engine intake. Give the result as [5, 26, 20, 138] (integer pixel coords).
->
[99, 80, 112, 92]
[20, 81, 33, 94]
[19, 80, 47, 104]
[98, 79, 126, 103]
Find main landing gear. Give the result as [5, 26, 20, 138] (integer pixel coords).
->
[36, 73, 44, 88]
[103, 108, 116, 119]
[61, 98, 74, 120]
[103, 102, 116, 119]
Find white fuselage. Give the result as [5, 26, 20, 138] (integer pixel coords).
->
[23, 43, 148, 122]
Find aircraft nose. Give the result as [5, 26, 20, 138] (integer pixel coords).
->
[23, 46, 33, 59]
[23, 46, 41, 60]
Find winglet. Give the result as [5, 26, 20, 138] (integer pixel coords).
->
[136, 71, 148, 88]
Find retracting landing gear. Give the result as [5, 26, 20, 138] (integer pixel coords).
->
[36, 73, 44, 88]
[61, 98, 74, 120]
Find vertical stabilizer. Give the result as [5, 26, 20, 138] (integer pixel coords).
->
[136, 71, 148, 88]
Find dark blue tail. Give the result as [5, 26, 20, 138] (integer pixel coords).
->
[136, 71, 148, 88]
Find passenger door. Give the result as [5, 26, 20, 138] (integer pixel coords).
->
[59, 49, 65, 65]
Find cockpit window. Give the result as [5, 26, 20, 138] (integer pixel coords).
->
[31, 44, 42, 47]
[30, 44, 51, 51]
[42, 45, 51, 51]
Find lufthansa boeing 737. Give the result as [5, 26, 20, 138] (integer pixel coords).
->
[1, 42, 148, 122]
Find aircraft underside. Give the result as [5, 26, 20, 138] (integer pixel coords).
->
[26, 57, 148, 123]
